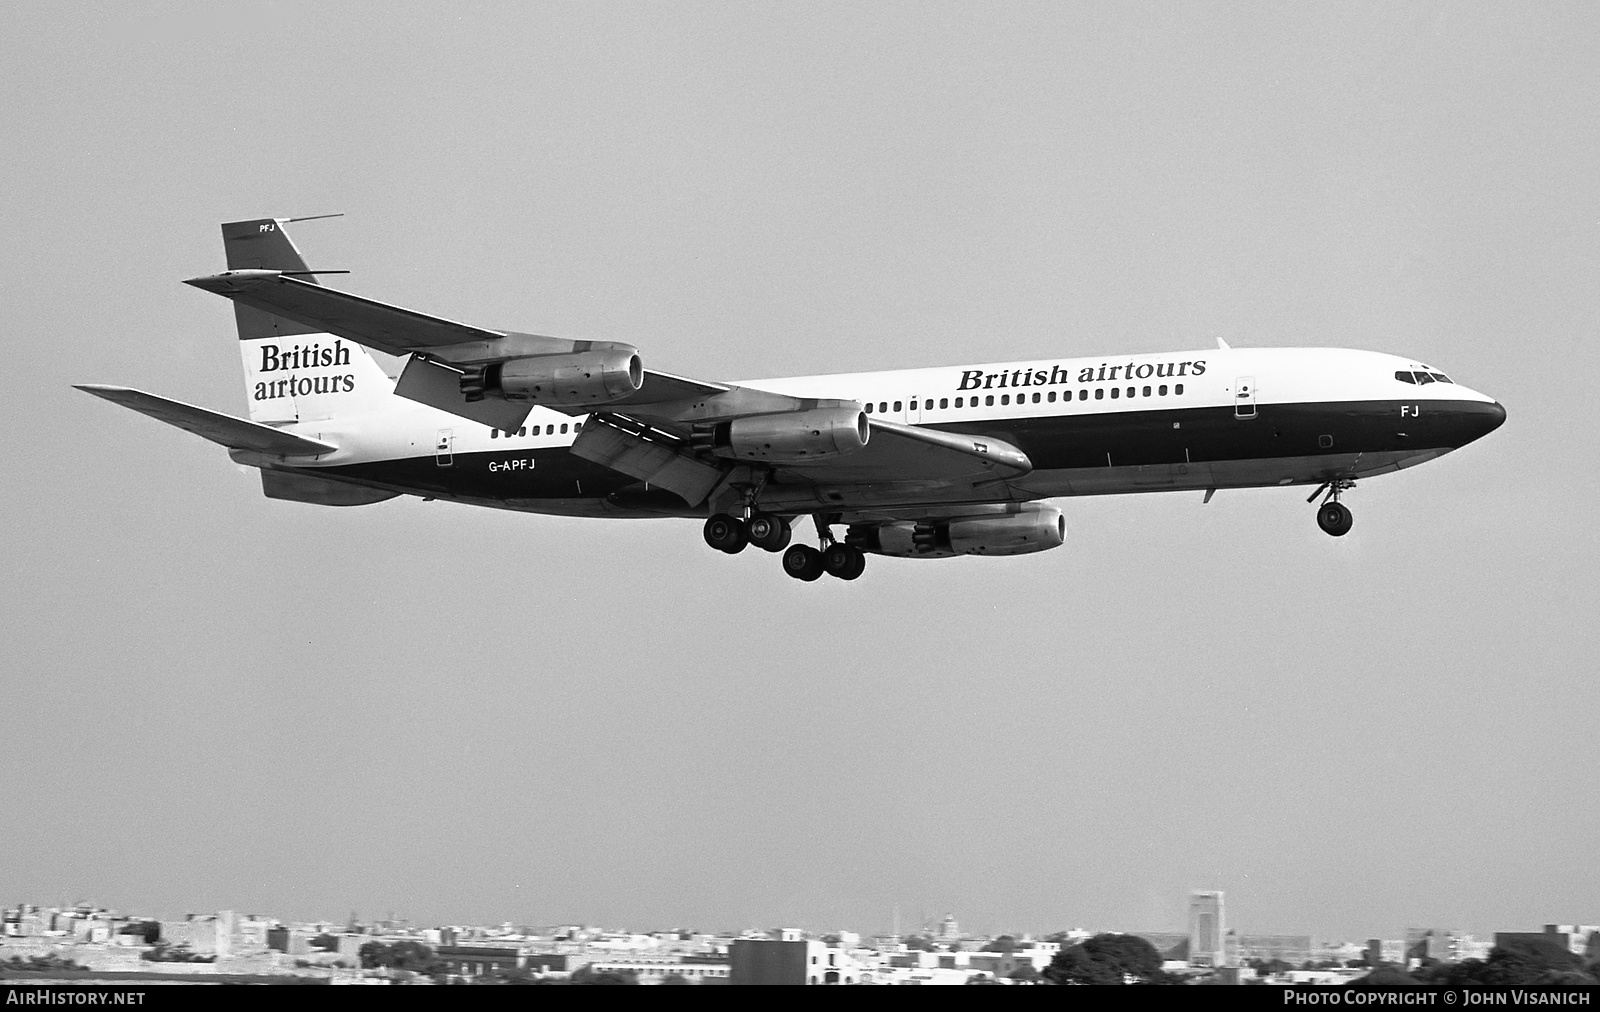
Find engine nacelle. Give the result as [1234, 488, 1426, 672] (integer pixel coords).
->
[947, 504, 1065, 556]
[461, 345, 643, 406]
[849, 504, 1065, 558]
[721, 406, 869, 462]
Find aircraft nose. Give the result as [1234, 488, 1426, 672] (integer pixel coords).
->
[1455, 400, 1506, 446]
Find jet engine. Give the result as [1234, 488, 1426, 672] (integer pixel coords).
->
[710, 406, 870, 462]
[848, 503, 1065, 558]
[460, 344, 643, 406]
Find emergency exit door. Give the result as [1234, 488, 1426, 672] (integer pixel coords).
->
[435, 428, 454, 466]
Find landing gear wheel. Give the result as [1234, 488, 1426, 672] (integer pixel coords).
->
[1317, 501, 1353, 537]
[782, 544, 825, 581]
[822, 543, 866, 581]
[703, 513, 749, 554]
[746, 514, 792, 553]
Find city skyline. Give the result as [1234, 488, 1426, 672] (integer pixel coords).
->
[5, 3, 1597, 941]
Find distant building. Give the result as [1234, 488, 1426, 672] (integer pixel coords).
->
[936, 914, 960, 942]
[586, 957, 729, 984]
[1188, 892, 1226, 967]
[729, 932, 865, 985]
[1494, 926, 1600, 959]
[437, 945, 520, 977]
[1405, 927, 1459, 963]
[1234, 934, 1314, 965]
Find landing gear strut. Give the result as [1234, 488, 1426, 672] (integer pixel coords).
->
[1308, 479, 1355, 537]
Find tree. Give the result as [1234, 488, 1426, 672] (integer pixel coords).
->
[1470, 939, 1592, 985]
[982, 935, 1018, 954]
[903, 934, 939, 952]
[1043, 934, 1163, 985]
[358, 940, 448, 976]
[1008, 964, 1042, 983]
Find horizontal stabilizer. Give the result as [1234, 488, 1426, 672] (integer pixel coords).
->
[75, 385, 336, 457]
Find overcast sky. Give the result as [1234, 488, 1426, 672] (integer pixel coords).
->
[4, 2, 1597, 941]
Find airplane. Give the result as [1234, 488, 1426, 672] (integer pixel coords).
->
[78, 217, 1506, 582]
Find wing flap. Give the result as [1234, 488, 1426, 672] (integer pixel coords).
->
[75, 385, 336, 457]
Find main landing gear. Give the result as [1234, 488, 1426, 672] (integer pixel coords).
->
[705, 511, 866, 581]
[705, 511, 793, 554]
[1307, 479, 1355, 537]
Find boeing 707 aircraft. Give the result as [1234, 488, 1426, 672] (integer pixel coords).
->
[78, 218, 1506, 582]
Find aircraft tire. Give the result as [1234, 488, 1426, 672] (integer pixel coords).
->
[704, 513, 749, 554]
[1316, 502, 1353, 537]
[747, 514, 792, 553]
[823, 543, 866, 581]
[782, 544, 825, 582]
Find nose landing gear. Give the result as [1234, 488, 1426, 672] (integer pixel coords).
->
[1307, 479, 1355, 537]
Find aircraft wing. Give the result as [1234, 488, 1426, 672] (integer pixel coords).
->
[182, 268, 1031, 507]
[75, 385, 336, 456]
[182, 271, 726, 399]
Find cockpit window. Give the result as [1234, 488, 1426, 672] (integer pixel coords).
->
[1395, 370, 1416, 384]
[1415, 372, 1435, 384]
[1430, 372, 1453, 383]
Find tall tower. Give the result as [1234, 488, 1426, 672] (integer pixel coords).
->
[1188, 891, 1226, 967]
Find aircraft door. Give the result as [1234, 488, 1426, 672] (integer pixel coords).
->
[1234, 377, 1257, 419]
[435, 428, 454, 466]
[909, 396, 923, 424]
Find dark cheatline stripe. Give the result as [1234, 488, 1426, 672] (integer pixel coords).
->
[308, 398, 1500, 509]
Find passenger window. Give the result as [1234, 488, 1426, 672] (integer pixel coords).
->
[1079, 389, 1088, 401]
[1094, 388, 1103, 400]
[954, 397, 963, 408]
[894, 401, 902, 412]
[1142, 386, 1151, 397]
[1032, 392, 1041, 403]
[560, 423, 569, 433]
[491, 429, 499, 439]
[910, 400, 918, 410]
[1047, 391, 1056, 402]
[1111, 387, 1119, 398]
[1175, 383, 1184, 395]
[546, 424, 555, 435]
[1127, 387, 1135, 398]
[1395, 370, 1416, 384]
[985, 395, 994, 406]
[1001, 394, 1010, 405]
[939, 398, 948, 409]
[1159, 384, 1167, 396]
[518, 427, 527, 437]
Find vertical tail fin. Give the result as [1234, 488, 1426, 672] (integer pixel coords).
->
[221, 218, 394, 424]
